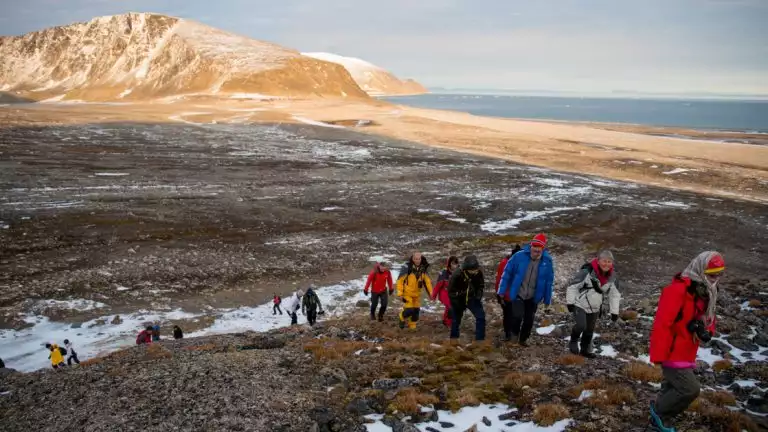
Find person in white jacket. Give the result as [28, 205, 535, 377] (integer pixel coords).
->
[565, 250, 621, 358]
[283, 289, 303, 325]
[63, 338, 80, 365]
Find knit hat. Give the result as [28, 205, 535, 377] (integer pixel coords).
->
[598, 249, 614, 261]
[531, 233, 547, 248]
[681, 251, 724, 326]
[704, 254, 725, 274]
[461, 255, 480, 270]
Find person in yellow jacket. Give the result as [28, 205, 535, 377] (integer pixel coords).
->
[45, 343, 66, 369]
[396, 251, 433, 330]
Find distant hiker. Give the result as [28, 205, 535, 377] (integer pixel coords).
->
[136, 326, 153, 345]
[173, 325, 184, 340]
[0, 357, 4, 368]
[648, 251, 724, 432]
[284, 289, 303, 325]
[495, 244, 522, 339]
[302, 286, 323, 326]
[364, 261, 394, 321]
[45, 343, 65, 369]
[432, 256, 459, 328]
[448, 255, 487, 341]
[152, 324, 161, 342]
[565, 250, 622, 358]
[273, 294, 283, 315]
[63, 339, 80, 365]
[496, 233, 554, 346]
[396, 251, 432, 330]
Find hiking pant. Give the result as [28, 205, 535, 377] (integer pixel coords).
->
[502, 300, 514, 339]
[442, 306, 453, 328]
[510, 297, 538, 343]
[370, 292, 388, 318]
[273, 304, 282, 315]
[289, 311, 298, 325]
[450, 298, 486, 341]
[400, 308, 420, 329]
[655, 367, 700, 421]
[306, 307, 318, 326]
[570, 307, 598, 353]
[67, 351, 80, 366]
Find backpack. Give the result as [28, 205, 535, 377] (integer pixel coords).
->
[59, 346, 67, 356]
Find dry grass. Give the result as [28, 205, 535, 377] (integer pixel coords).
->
[381, 338, 440, 354]
[701, 390, 737, 406]
[451, 388, 481, 410]
[712, 359, 734, 372]
[146, 343, 172, 360]
[620, 310, 639, 321]
[623, 361, 663, 382]
[567, 378, 606, 399]
[690, 399, 760, 432]
[586, 385, 636, 408]
[533, 403, 570, 426]
[540, 318, 553, 327]
[502, 371, 551, 392]
[182, 343, 216, 352]
[748, 299, 762, 307]
[390, 388, 439, 415]
[556, 354, 586, 366]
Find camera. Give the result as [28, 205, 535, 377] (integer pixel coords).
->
[687, 319, 712, 343]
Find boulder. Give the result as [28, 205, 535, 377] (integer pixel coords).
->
[111, 315, 123, 325]
[372, 377, 422, 390]
[753, 332, 768, 348]
[356, 300, 370, 308]
[728, 338, 759, 352]
[319, 367, 348, 387]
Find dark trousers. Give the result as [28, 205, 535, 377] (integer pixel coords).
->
[289, 311, 298, 325]
[370, 292, 388, 318]
[570, 307, 598, 353]
[67, 351, 80, 366]
[510, 298, 538, 343]
[502, 301, 514, 338]
[273, 304, 282, 315]
[655, 367, 701, 420]
[307, 307, 318, 326]
[450, 298, 486, 341]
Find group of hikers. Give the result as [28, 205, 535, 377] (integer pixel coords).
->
[136, 324, 184, 344]
[43, 339, 80, 369]
[273, 285, 325, 326]
[362, 232, 725, 432]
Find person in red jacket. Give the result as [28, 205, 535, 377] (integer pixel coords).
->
[431, 256, 459, 328]
[136, 326, 153, 345]
[495, 244, 521, 341]
[648, 251, 725, 432]
[364, 261, 394, 321]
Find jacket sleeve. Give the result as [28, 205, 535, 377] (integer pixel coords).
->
[316, 294, 322, 310]
[495, 259, 507, 292]
[544, 258, 555, 305]
[608, 280, 622, 316]
[497, 256, 517, 297]
[396, 265, 407, 297]
[387, 272, 394, 292]
[363, 271, 374, 292]
[423, 274, 433, 297]
[446, 271, 459, 299]
[649, 283, 685, 364]
[478, 271, 486, 294]
[432, 278, 446, 300]
[566, 269, 588, 305]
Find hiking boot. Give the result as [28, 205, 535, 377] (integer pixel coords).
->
[649, 402, 676, 432]
[519, 340, 529, 347]
[580, 351, 597, 359]
[370, 313, 376, 321]
[377, 313, 384, 322]
[569, 340, 579, 355]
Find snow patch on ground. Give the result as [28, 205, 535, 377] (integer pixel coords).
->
[292, 116, 345, 129]
[646, 200, 691, 209]
[229, 93, 279, 100]
[364, 404, 571, 432]
[598, 345, 618, 358]
[94, 172, 130, 177]
[321, 207, 343, 211]
[481, 206, 587, 233]
[576, 390, 594, 402]
[697, 347, 724, 365]
[662, 168, 693, 175]
[36, 299, 109, 311]
[536, 324, 557, 335]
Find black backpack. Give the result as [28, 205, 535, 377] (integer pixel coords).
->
[59, 346, 67, 356]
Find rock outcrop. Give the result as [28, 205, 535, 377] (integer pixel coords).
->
[0, 13, 369, 102]
[302, 52, 427, 96]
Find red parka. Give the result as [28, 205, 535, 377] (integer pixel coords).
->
[649, 275, 715, 364]
[364, 264, 394, 295]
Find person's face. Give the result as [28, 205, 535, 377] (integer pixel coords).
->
[530, 245, 543, 259]
[706, 270, 724, 286]
[413, 253, 422, 266]
[598, 257, 613, 272]
[449, 261, 459, 271]
[466, 268, 479, 275]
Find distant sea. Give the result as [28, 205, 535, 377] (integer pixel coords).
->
[383, 94, 768, 133]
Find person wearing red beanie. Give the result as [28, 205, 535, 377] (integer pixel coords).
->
[496, 233, 555, 345]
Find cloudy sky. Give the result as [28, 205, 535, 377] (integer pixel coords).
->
[1, 0, 766, 95]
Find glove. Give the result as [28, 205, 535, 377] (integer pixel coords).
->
[496, 295, 505, 305]
[567, 304, 575, 313]
[611, 314, 618, 322]
[400, 297, 406, 303]
[389, 290, 394, 295]
[363, 290, 369, 296]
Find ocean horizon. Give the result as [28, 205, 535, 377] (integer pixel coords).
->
[383, 94, 768, 133]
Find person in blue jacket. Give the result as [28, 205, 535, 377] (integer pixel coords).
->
[496, 233, 555, 346]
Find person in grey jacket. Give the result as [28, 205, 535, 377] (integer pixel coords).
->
[565, 250, 622, 358]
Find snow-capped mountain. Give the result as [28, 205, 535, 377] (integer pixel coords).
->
[302, 52, 427, 97]
[0, 13, 369, 102]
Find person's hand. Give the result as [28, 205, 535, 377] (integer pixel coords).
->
[400, 297, 405, 303]
[611, 314, 619, 322]
[389, 290, 394, 296]
[363, 290, 369, 296]
[567, 304, 575, 313]
[496, 295, 505, 305]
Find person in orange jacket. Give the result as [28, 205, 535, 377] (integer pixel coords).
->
[648, 251, 724, 432]
[364, 261, 394, 321]
[396, 252, 432, 330]
[431, 256, 459, 328]
[45, 343, 66, 369]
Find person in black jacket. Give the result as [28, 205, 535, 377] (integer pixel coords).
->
[173, 325, 184, 339]
[448, 255, 487, 341]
